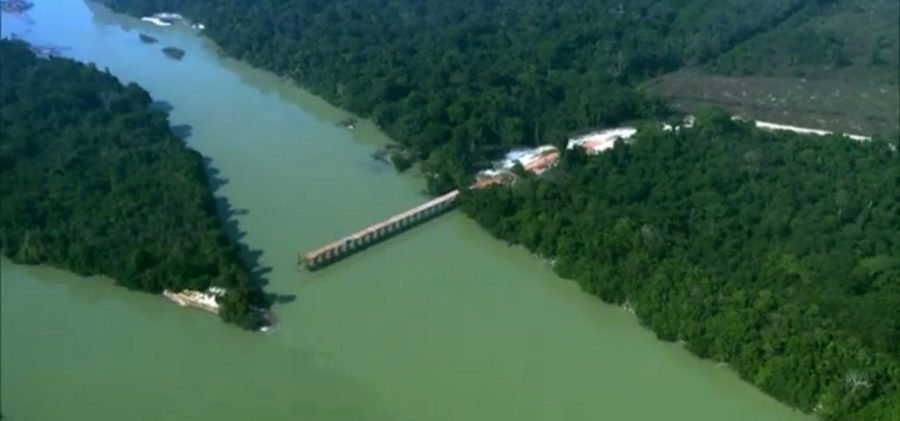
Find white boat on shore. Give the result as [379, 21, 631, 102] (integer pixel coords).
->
[140, 12, 203, 29]
[153, 12, 183, 20]
[162, 287, 225, 314]
[140, 16, 171, 26]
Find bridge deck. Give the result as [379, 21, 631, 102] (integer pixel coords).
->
[302, 189, 460, 262]
[300, 148, 559, 267]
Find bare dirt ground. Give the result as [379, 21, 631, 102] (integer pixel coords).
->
[643, 0, 898, 136]
[643, 69, 898, 136]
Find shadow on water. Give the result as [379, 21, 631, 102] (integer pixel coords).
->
[201, 157, 296, 306]
[170, 123, 193, 140]
[359, 155, 392, 176]
[150, 99, 174, 113]
[151, 102, 192, 140]
[305, 205, 457, 273]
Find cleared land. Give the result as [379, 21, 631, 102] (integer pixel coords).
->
[645, 0, 899, 135]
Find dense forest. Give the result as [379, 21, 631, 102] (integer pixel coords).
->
[706, 0, 898, 81]
[97, 0, 860, 193]
[89, 0, 898, 417]
[0, 39, 268, 329]
[461, 110, 900, 419]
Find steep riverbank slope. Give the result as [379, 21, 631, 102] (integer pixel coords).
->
[0, 39, 268, 329]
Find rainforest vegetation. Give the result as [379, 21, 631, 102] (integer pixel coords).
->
[462, 110, 900, 419]
[706, 0, 898, 81]
[97, 0, 879, 193]
[645, 0, 899, 135]
[0, 39, 268, 329]
[28, 0, 900, 417]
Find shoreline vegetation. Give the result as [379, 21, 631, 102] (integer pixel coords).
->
[0, 39, 270, 330]
[336, 116, 356, 130]
[461, 111, 899, 419]
[0, 0, 32, 14]
[98, 0, 896, 194]
[10, 0, 899, 418]
[93, 0, 898, 418]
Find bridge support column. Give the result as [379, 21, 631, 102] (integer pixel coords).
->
[301, 189, 462, 271]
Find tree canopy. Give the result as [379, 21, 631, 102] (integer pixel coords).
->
[99, 0, 851, 193]
[461, 111, 900, 420]
[0, 39, 268, 329]
[93, 1, 900, 416]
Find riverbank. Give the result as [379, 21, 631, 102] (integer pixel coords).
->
[139, 11, 204, 29]
[0, 38, 269, 331]
[162, 287, 272, 332]
[0, 2, 818, 420]
[0, 0, 32, 14]
[29, 2, 892, 416]
[460, 112, 899, 419]
[163, 288, 223, 313]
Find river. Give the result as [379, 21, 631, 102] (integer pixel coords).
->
[0, 1, 811, 420]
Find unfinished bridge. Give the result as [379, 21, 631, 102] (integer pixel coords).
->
[299, 149, 559, 270]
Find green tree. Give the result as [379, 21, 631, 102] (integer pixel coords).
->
[0, 40, 269, 330]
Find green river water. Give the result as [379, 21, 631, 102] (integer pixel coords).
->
[0, 1, 812, 420]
